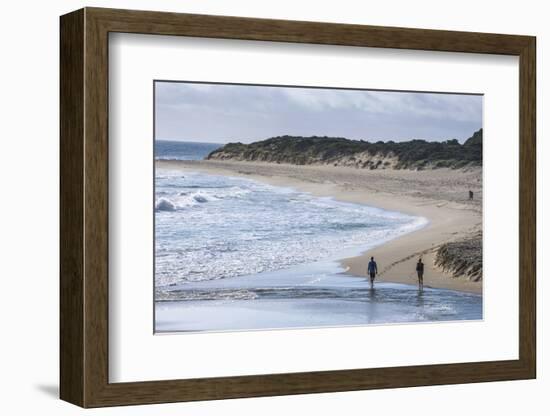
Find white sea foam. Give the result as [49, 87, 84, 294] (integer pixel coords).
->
[155, 169, 428, 287]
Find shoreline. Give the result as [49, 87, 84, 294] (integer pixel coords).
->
[157, 159, 482, 294]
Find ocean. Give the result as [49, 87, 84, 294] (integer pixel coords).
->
[154, 139, 221, 160]
[154, 140, 482, 332]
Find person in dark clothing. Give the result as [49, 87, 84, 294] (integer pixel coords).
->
[469, 190, 474, 200]
[367, 256, 378, 288]
[416, 258, 424, 290]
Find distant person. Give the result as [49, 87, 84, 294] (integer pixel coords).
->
[416, 258, 424, 290]
[367, 256, 378, 288]
[469, 190, 474, 200]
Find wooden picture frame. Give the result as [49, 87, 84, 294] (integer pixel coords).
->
[60, 7, 536, 408]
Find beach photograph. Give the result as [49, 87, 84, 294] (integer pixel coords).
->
[154, 81, 483, 333]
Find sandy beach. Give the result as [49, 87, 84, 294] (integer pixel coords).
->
[158, 159, 482, 294]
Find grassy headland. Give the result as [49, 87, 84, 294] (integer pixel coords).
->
[207, 129, 482, 170]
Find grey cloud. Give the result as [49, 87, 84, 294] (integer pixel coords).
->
[155, 81, 482, 143]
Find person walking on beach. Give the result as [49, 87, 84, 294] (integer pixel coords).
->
[416, 258, 424, 290]
[469, 190, 474, 200]
[367, 256, 378, 288]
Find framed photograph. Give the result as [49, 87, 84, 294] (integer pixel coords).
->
[60, 7, 536, 407]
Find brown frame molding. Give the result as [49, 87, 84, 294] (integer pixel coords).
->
[60, 7, 536, 408]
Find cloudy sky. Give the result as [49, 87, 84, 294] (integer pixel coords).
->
[155, 81, 482, 144]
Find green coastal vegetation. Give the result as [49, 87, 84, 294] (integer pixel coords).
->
[207, 129, 482, 170]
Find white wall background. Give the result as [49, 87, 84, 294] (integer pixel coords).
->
[0, 0, 545, 414]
